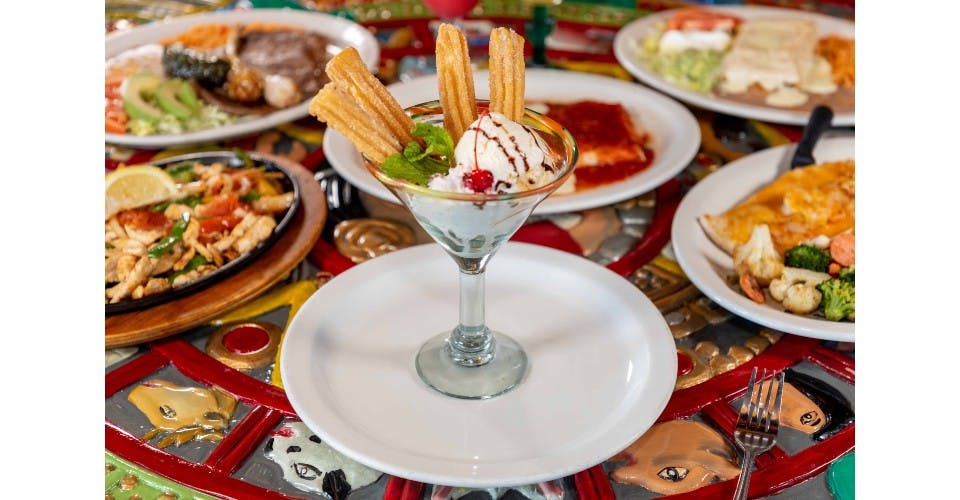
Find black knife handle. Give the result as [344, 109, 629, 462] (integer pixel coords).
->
[791, 105, 834, 169]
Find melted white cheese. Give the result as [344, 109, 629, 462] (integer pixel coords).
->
[799, 55, 838, 95]
[766, 86, 809, 107]
[659, 29, 731, 53]
[721, 18, 818, 92]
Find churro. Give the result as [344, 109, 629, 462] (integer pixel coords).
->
[488, 27, 525, 122]
[435, 23, 477, 142]
[325, 47, 414, 145]
[309, 84, 400, 164]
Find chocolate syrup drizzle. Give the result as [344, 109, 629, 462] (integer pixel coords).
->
[466, 112, 556, 195]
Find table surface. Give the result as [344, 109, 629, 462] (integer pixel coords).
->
[104, 2, 856, 499]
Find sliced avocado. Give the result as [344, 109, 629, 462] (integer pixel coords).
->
[176, 79, 200, 113]
[122, 73, 164, 123]
[155, 78, 195, 119]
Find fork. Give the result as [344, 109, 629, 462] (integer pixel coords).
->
[732, 368, 785, 500]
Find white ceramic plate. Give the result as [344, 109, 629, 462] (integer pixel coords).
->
[105, 9, 379, 147]
[280, 242, 677, 487]
[671, 136, 855, 342]
[613, 6, 855, 126]
[324, 69, 700, 214]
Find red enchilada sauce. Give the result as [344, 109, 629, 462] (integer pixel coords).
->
[543, 101, 655, 192]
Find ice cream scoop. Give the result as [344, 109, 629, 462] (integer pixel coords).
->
[427, 112, 557, 194]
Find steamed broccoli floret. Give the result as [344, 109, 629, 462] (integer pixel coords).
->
[784, 244, 831, 272]
[817, 278, 855, 321]
[838, 265, 854, 283]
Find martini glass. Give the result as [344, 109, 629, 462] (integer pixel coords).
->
[363, 101, 577, 399]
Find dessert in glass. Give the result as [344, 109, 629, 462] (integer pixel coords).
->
[310, 25, 577, 399]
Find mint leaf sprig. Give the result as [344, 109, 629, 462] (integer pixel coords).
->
[380, 123, 455, 185]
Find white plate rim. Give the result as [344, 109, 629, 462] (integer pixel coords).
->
[280, 242, 677, 487]
[323, 68, 700, 214]
[671, 136, 855, 342]
[105, 9, 379, 148]
[613, 5, 855, 126]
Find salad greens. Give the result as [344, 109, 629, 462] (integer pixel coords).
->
[636, 22, 725, 94]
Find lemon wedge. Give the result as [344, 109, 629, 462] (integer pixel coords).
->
[105, 165, 179, 218]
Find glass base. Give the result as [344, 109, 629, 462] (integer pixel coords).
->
[415, 331, 528, 400]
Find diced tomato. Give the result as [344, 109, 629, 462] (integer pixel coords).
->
[105, 76, 128, 134]
[203, 194, 242, 217]
[666, 8, 742, 31]
[198, 194, 252, 236]
[106, 118, 126, 134]
[117, 209, 171, 232]
[105, 74, 126, 87]
[199, 214, 244, 236]
[105, 108, 127, 122]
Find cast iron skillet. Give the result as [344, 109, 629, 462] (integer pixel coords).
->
[105, 151, 301, 315]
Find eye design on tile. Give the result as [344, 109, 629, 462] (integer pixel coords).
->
[293, 462, 323, 481]
[800, 411, 822, 427]
[781, 370, 854, 440]
[265, 421, 382, 496]
[611, 420, 740, 495]
[658, 467, 690, 482]
[159, 405, 176, 419]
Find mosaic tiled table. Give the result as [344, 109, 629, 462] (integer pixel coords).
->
[105, 2, 855, 499]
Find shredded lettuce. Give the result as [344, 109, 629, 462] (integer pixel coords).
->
[648, 50, 724, 94]
[635, 21, 724, 94]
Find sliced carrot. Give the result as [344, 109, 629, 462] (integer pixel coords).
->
[740, 274, 766, 304]
[830, 232, 855, 266]
[829, 262, 842, 276]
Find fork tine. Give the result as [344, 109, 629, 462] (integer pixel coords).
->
[755, 368, 770, 429]
[761, 370, 776, 432]
[757, 368, 773, 430]
[739, 367, 758, 419]
[733, 369, 781, 500]
[771, 371, 785, 426]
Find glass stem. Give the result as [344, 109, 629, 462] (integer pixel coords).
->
[448, 259, 494, 367]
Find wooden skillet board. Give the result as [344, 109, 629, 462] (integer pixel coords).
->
[105, 152, 326, 349]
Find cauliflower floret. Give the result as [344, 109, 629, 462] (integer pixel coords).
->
[733, 224, 784, 286]
[263, 74, 302, 108]
[769, 267, 832, 314]
[802, 234, 831, 249]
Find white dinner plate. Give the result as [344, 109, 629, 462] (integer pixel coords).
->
[324, 68, 700, 214]
[613, 6, 855, 126]
[671, 136, 855, 342]
[105, 9, 378, 147]
[280, 242, 677, 487]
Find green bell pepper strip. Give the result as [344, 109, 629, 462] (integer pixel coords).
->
[168, 254, 208, 282]
[147, 213, 190, 258]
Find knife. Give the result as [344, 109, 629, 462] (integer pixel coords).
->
[789, 105, 834, 169]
